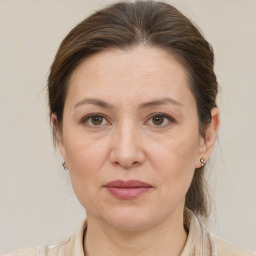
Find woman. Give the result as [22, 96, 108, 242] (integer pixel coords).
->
[5, 1, 255, 255]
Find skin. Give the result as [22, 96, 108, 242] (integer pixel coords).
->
[52, 45, 219, 256]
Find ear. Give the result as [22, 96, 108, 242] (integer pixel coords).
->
[196, 107, 220, 168]
[51, 113, 66, 160]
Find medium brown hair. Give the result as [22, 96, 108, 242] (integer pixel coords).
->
[48, 1, 218, 218]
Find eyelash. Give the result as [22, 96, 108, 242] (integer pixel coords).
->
[80, 113, 110, 128]
[80, 112, 176, 128]
[147, 112, 177, 126]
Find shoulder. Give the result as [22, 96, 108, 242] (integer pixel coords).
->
[214, 235, 255, 256]
[3, 220, 86, 256]
[3, 246, 40, 256]
[3, 238, 72, 256]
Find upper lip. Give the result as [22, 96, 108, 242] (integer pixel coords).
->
[104, 179, 152, 188]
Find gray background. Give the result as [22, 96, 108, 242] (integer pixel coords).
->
[0, 0, 255, 254]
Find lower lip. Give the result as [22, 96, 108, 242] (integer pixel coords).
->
[105, 187, 152, 200]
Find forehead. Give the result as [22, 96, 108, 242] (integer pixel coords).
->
[67, 45, 194, 107]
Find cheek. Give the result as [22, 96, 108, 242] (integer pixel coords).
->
[63, 137, 111, 212]
[64, 131, 109, 170]
[148, 132, 199, 193]
[63, 133, 110, 196]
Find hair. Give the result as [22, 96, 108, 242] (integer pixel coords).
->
[48, 0, 218, 218]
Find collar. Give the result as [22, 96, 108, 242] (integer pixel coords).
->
[181, 209, 217, 256]
[70, 209, 217, 256]
[70, 220, 87, 256]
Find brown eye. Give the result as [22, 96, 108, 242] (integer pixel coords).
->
[152, 116, 164, 125]
[81, 114, 109, 127]
[146, 113, 175, 128]
[91, 116, 103, 126]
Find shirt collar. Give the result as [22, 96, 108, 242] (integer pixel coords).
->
[71, 220, 87, 256]
[70, 209, 217, 256]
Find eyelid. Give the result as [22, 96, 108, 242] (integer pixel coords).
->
[80, 112, 176, 128]
[80, 113, 111, 127]
[145, 112, 177, 127]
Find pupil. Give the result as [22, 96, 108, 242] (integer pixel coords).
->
[92, 116, 103, 125]
[153, 116, 164, 125]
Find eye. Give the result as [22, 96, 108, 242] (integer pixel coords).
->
[146, 113, 175, 127]
[81, 114, 110, 127]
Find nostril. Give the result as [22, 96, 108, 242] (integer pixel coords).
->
[127, 161, 142, 168]
[123, 162, 135, 168]
[109, 139, 146, 168]
[113, 160, 139, 168]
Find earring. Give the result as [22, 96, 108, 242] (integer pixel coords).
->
[200, 157, 205, 167]
[62, 160, 68, 170]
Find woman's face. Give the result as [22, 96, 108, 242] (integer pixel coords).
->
[55, 46, 214, 231]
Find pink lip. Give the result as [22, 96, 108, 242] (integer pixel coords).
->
[104, 180, 153, 200]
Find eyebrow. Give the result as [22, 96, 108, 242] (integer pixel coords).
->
[74, 97, 183, 109]
[139, 97, 183, 108]
[74, 98, 114, 109]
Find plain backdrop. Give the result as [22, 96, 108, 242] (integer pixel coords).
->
[0, 0, 255, 254]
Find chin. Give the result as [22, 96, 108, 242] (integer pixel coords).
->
[100, 207, 160, 231]
[108, 217, 153, 231]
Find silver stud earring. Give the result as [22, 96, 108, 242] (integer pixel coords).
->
[200, 157, 205, 167]
[62, 160, 68, 170]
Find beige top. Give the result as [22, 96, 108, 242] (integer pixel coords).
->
[4, 210, 255, 256]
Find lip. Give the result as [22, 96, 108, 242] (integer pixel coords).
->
[104, 180, 153, 200]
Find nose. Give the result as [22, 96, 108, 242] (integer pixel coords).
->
[109, 121, 145, 168]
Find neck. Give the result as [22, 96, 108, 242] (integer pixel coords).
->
[84, 210, 187, 256]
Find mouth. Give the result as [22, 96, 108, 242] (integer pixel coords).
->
[103, 180, 153, 200]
